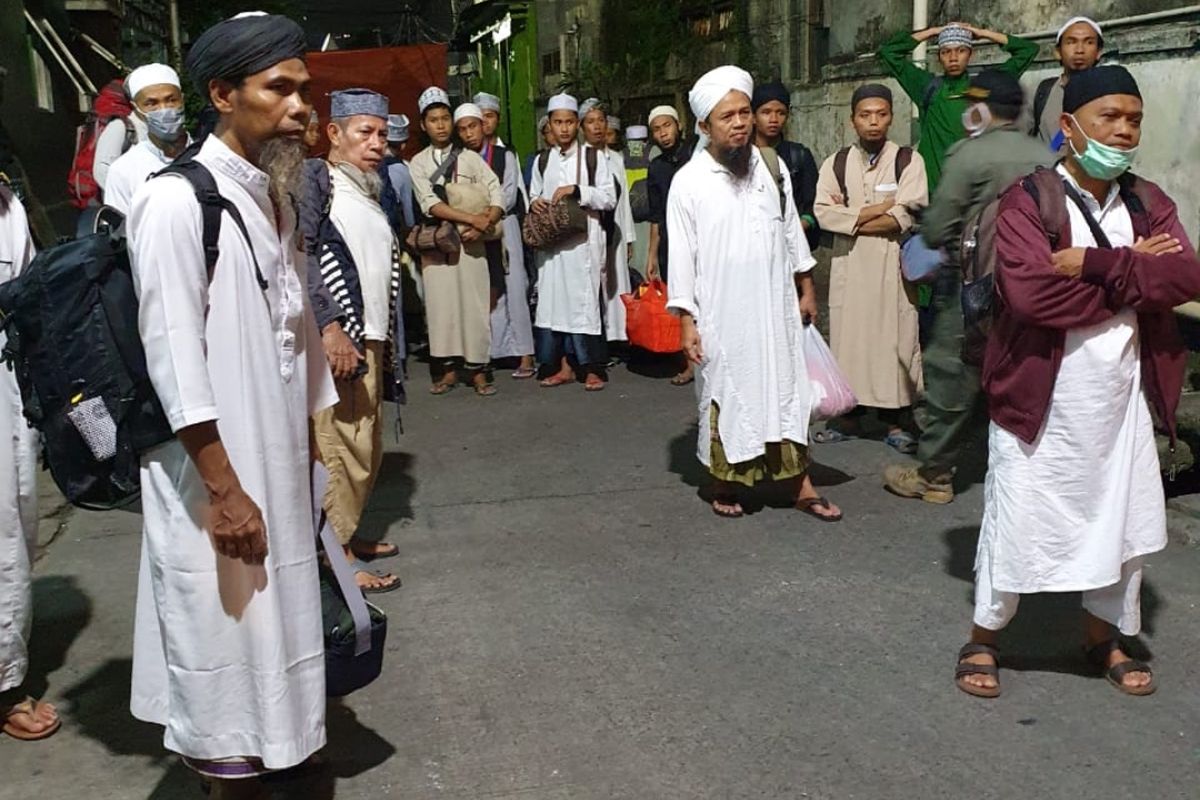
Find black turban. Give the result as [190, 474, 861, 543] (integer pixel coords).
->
[185, 13, 307, 97]
[1062, 65, 1141, 114]
[851, 83, 893, 111]
[751, 81, 790, 111]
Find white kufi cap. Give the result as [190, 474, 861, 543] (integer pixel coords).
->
[547, 93, 579, 114]
[418, 86, 451, 114]
[453, 103, 483, 123]
[126, 63, 181, 100]
[1057, 16, 1103, 45]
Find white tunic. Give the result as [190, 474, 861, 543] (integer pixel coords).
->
[329, 164, 395, 341]
[0, 187, 38, 694]
[104, 137, 186, 216]
[128, 135, 338, 768]
[490, 148, 535, 358]
[600, 148, 636, 342]
[666, 146, 816, 466]
[976, 166, 1167, 593]
[530, 143, 616, 335]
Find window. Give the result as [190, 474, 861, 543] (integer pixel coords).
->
[685, 2, 734, 40]
[541, 49, 561, 77]
[30, 40, 54, 113]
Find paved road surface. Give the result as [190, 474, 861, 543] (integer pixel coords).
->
[4, 363, 1198, 799]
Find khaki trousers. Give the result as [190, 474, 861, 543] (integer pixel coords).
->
[313, 341, 385, 545]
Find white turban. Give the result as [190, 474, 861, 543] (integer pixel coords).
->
[688, 65, 753, 147]
[1057, 16, 1103, 45]
[648, 105, 678, 125]
[126, 63, 181, 101]
[547, 93, 579, 114]
[579, 97, 603, 117]
[453, 103, 483, 123]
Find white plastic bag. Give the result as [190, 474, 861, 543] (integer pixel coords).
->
[801, 324, 857, 420]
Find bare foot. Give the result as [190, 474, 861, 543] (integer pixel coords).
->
[2, 697, 60, 740]
[584, 373, 606, 392]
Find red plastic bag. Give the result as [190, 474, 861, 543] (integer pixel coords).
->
[801, 325, 857, 420]
[620, 279, 682, 353]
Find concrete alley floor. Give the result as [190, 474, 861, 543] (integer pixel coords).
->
[4, 359, 1199, 799]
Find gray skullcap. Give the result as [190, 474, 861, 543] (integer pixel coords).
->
[851, 83, 893, 111]
[474, 92, 501, 112]
[537, 114, 550, 131]
[1062, 65, 1141, 114]
[330, 88, 389, 121]
[580, 97, 604, 117]
[937, 25, 974, 50]
[387, 113, 409, 142]
[184, 12, 307, 96]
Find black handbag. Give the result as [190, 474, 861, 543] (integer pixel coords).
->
[314, 465, 388, 697]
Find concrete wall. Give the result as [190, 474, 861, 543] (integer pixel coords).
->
[786, 3, 1200, 240]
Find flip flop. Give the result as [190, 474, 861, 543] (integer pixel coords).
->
[511, 367, 536, 379]
[539, 374, 573, 388]
[884, 430, 918, 454]
[670, 373, 694, 386]
[350, 559, 402, 594]
[349, 541, 399, 561]
[2, 698, 62, 741]
[795, 495, 842, 522]
[711, 497, 744, 518]
[429, 381, 456, 396]
[812, 428, 855, 444]
[584, 379, 606, 392]
[474, 382, 498, 397]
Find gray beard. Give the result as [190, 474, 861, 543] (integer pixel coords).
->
[259, 136, 307, 206]
[714, 143, 753, 177]
[332, 160, 384, 200]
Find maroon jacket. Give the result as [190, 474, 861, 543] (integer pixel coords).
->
[985, 171, 1200, 445]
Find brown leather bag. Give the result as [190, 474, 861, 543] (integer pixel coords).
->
[522, 146, 594, 248]
[405, 220, 460, 255]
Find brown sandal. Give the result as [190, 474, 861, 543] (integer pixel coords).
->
[2, 697, 62, 741]
[1086, 639, 1156, 696]
[955, 642, 1001, 698]
[795, 495, 842, 522]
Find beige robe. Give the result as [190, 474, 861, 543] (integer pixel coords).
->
[814, 141, 927, 409]
[411, 145, 503, 365]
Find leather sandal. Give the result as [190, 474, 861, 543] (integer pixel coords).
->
[955, 642, 1001, 698]
[1086, 639, 1156, 696]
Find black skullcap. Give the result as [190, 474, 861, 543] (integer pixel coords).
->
[1062, 65, 1141, 114]
[964, 70, 1024, 108]
[751, 81, 790, 111]
[185, 12, 307, 97]
[851, 83, 893, 111]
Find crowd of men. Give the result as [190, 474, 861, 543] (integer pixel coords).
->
[1, 8, 1198, 798]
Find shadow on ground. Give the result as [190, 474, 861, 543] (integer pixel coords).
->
[941, 525, 1161, 679]
[61, 658, 396, 798]
[24, 575, 92, 700]
[354, 450, 417, 547]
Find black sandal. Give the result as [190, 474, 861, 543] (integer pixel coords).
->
[955, 642, 1001, 698]
[1086, 639, 1156, 696]
[796, 495, 842, 522]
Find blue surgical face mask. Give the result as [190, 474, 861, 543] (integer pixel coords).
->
[1066, 114, 1138, 180]
[143, 106, 186, 142]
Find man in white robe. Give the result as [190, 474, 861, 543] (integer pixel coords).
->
[956, 66, 1200, 699]
[104, 64, 191, 215]
[475, 92, 536, 377]
[580, 98, 636, 346]
[666, 66, 841, 522]
[127, 13, 337, 795]
[0, 183, 59, 741]
[530, 93, 616, 391]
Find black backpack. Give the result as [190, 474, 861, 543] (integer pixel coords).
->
[0, 142, 259, 509]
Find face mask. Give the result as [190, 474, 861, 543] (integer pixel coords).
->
[143, 107, 185, 142]
[961, 103, 992, 138]
[1066, 114, 1138, 180]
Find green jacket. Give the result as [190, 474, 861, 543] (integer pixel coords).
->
[920, 123, 1056, 253]
[878, 32, 1039, 192]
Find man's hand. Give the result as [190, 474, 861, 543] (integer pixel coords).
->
[680, 315, 704, 365]
[530, 197, 550, 214]
[322, 321, 363, 380]
[460, 225, 482, 244]
[470, 213, 492, 233]
[646, 254, 660, 280]
[209, 482, 268, 565]
[1051, 247, 1086, 279]
[799, 290, 819, 325]
[551, 185, 577, 204]
[1133, 233, 1183, 256]
[914, 26, 945, 42]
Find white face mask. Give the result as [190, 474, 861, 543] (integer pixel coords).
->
[960, 103, 992, 138]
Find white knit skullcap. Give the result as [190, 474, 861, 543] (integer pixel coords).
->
[127, 63, 181, 100]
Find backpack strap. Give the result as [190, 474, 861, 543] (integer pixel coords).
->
[155, 143, 267, 290]
[759, 146, 787, 216]
[1021, 167, 1068, 249]
[1030, 77, 1057, 137]
[832, 146, 851, 207]
[894, 146, 913, 185]
[585, 145, 597, 186]
[538, 148, 550, 177]
[920, 76, 943, 114]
